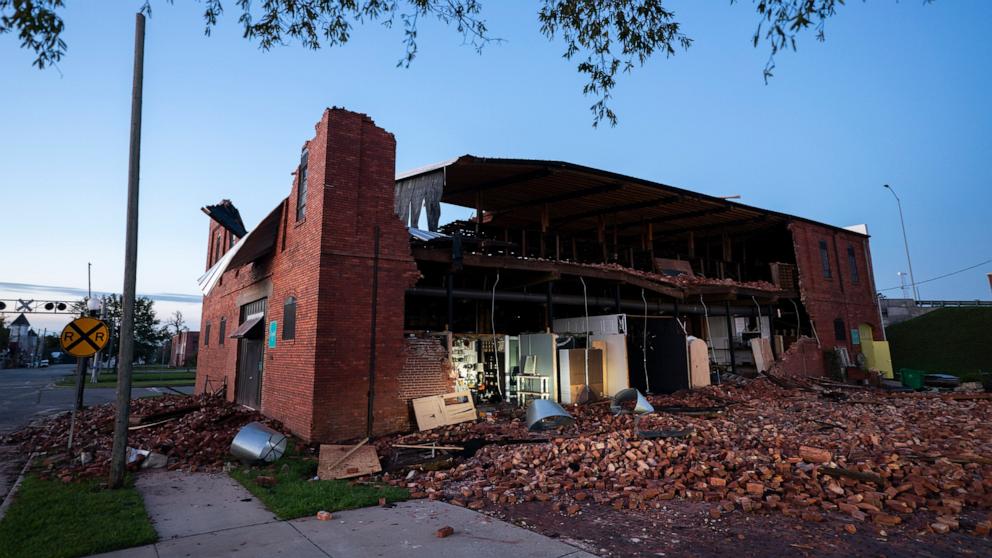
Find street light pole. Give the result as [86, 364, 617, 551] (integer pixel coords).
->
[883, 184, 920, 301]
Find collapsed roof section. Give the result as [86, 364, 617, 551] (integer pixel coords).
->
[395, 155, 867, 239]
[201, 200, 248, 238]
[197, 201, 285, 296]
[397, 155, 826, 302]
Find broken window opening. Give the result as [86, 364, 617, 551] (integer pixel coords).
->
[847, 245, 859, 284]
[297, 148, 309, 222]
[219, 317, 226, 345]
[819, 240, 832, 279]
[205, 322, 211, 346]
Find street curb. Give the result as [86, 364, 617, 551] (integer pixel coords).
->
[0, 452, 35, 524]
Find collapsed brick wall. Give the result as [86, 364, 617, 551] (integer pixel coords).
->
[394, 333, 454, 431]
[398, 334, 454, 400]
[769, 336, 825, 378]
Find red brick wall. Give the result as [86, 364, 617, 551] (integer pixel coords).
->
[397, 334, 453, 400]
[196, 256, 276, 404]
[309, 109, 421, 442]
[789, 221, 883, 362]
[198, 108, 420, 443]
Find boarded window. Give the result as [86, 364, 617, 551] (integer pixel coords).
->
[204, 322, 211, 346]
[219, 317, 226, 345]
[819, 240, 832, 279]
[283, 296, 296, 340]
[834, 318, 846, 341]
[847, 245, 860, 284]
[296, 149, 308, 222]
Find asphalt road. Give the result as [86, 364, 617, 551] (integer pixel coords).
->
[0, 363, 193, 438]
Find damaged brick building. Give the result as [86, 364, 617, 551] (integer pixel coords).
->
[196, 107, 890, 443]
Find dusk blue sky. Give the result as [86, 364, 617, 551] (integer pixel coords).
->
[2, 1, 990, 331]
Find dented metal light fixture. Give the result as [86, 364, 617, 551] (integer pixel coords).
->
[525, 399, 574, 431]
[611, 388, 655, 415]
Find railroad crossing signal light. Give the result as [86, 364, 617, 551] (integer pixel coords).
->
[57, 302, 67, 311]
[44, 302, 54, 310]
[0, 301, 5, 310]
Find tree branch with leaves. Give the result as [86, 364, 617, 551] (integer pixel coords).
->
[2, 1, 929, 126]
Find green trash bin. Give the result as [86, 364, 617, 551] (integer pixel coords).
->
[900, 368, 925, 390]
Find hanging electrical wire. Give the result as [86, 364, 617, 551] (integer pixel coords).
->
[751, 295, 762, 335]
[699, 294, 716, 364]
[490, 272, 502, 398]
[641, 288, 650, 393]
[579, 276, 590, 386]
[877, 258, 992, 292]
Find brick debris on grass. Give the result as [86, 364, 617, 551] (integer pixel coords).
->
[3, 393, 286, 480]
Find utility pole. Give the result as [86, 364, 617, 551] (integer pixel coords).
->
[110, 12, 145, 489]
[883, 185, 920, 300]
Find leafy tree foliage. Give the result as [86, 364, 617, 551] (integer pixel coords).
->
[1, 1, 924, 125]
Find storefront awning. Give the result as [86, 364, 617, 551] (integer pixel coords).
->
[229, 315, 264, 339]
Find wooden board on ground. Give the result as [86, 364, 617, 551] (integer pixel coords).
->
[317, 444, 382, 479]
[413, 391, 477, 431]
[688, 337, 711, 388]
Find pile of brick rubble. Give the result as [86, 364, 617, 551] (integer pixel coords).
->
[4, 393, 284, 480]
[383, 379, 992, 535]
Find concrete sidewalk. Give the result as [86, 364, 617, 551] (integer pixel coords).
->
[91, 471, 595, 558]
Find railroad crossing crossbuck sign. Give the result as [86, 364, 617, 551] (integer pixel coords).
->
[60, 316, 111, 358]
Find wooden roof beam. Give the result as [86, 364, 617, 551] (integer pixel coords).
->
[551, 195, 681, 226]
[445, 168, 552, 195]
[491, 182, 623, 215]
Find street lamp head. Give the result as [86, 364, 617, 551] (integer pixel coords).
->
[86, 297, 103, 316]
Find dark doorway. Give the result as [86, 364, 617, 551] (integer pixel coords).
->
[626, 316, 689, 394]
[232, 298, 267, 408]
[236, 337, 264, 408]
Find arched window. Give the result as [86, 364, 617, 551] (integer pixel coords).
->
[283, 296, 297, 340]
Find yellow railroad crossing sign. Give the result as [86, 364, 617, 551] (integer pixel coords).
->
[60, 316, 110, 358]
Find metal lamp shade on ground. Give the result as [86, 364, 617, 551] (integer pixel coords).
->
[610, 388, 655, 415]
[230, 421, 288, 463]
[525, 399, 574, 431]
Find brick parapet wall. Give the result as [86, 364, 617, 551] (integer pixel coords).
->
[309, 109, 421, 442]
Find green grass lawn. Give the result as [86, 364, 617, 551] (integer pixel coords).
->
[0, 475, 157, 558]
[56, 370, 195, 388]
[887, 307, 992, 382]
[230, 455, 408, 519]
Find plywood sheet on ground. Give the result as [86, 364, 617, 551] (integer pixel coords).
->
[318, 445, 381, 479]
[413, 391, 476, 431]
